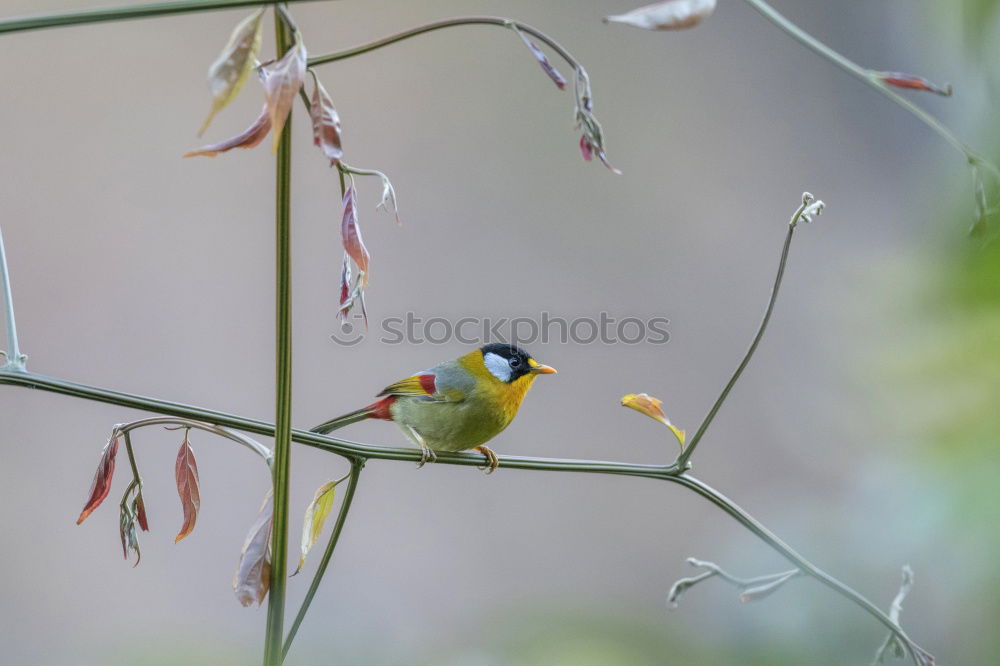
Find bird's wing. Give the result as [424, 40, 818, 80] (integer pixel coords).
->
[377, 367, 468, 402]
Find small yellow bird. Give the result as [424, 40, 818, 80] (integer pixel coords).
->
[311, 344, 556, 472]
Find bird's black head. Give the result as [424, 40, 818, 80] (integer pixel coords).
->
[480, 343, 535, 383]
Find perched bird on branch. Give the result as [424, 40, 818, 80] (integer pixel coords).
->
[311, 343, 556, 473]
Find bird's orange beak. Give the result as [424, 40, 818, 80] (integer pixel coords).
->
[528, 359, 557, 375]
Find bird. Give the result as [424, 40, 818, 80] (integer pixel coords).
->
[310, 343, 556, 473]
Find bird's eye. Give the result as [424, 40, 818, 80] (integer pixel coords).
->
[509, 357, 521, 368]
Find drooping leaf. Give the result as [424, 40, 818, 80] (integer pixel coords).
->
[604, 0, 717, 30]
[234, 489, 273, 607]
[173, 433, 201, 543]
[512, 26, 566, 89]
[877, 71, 952, 97]
[338, 254, 352, 317]
[198, 7, 266, 135]
[341, 186, 370, 277]
[135, 490, 149, 531]
[119, 503, 141, 567]
[261, 34, 307, 152]
[621, 392, 686, 449]
[76, 433, 120, 524]
[294, 480, 338, 575]
[310, 76, 343, 165]
[184, 105, 271, 158]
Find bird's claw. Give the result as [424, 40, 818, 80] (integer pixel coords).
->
[416, 444, 437, 468]
[475, 446, 499, 474]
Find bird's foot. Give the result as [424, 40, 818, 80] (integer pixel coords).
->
[475, 445, 499, 474]
[417, 444, 437, 468]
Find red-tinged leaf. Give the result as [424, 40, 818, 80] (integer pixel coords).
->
[262, 36, 307, 152]
[184, 105, 271, 158]
[174, 434, 201, 543]
[135, 491, 149, 532]
[878, 71, 952, 97]
[579, 134, 594, 161]
[513, 28, 566, 90]
[310, 76, 343, 165]
[604, 0, 717, 30]
[234, 490, 273, 607]
[76, 434, 119, 525]
[341, 186, 370, 276]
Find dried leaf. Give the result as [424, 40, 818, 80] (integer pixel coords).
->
[76, 433, 120, 524]
[310, 76, 343, 165]
[338, 254, 352, 317]
[621, 393, 686, 449]
[199, 7, 266, 135]
[512, 26, 566, 89]
[261, 35, 307, 152]
[579, 134, 593, 162]
[604, 0, 717, 30]
[294, 480, 338, 575]
[174, 433, 201, 543]
[341, 186, 370, 276]
[878, 72, 952, 97]
[119, 504, 141, 567]
[234, 489, 273, 607]
[184, 105, 271, 158]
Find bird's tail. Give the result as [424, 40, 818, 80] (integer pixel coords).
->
[310, 396, 396, 435]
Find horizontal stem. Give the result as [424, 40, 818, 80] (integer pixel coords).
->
[0, 0, 323, 35]
[0, 369, 678, 478]
[308, 16, 579, 70]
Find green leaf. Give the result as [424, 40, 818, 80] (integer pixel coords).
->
[294, 480, 338, 575]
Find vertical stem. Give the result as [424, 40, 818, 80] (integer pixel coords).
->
[282, 459, 364, 659]
[0, 223, 25, 371]
[263, 8, 294, 665]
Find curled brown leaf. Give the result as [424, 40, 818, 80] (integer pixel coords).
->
[512, 26, 566, 90]
[234, 490, 273, 607]
[76, 433, 120, 525]
[341, 186, 370, 276]
[310, 75, 343, 165]
[184, 105, 271, 158]
[174, 432, 201, 543]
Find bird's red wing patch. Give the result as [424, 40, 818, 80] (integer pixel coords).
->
[377, 374, 437, 398]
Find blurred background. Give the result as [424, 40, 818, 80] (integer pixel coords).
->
[1, 0, 998, 663]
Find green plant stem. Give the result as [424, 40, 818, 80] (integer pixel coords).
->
[677, 219, 796, 470]
[308, 16, 580, 71]
[263, 10, 295, 666]
[742, 0, 998, 178]
[282, 458, 363, 659]
[0, 367, 923, 659]
[0, 0, 322, 35]
[0, 223, 25, 372]
[118, 416, 274, 465]
[122, 430, 142, 488]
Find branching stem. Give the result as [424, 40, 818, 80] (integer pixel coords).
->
[742, 0, 999, 181]
[282, 458, 364, 659]
[117, 416, 273, 465]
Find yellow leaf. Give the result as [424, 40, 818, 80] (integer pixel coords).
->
[621, 392, 686, 450]
[294, 480, 337, 575]
[198, 7, 265, 136]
